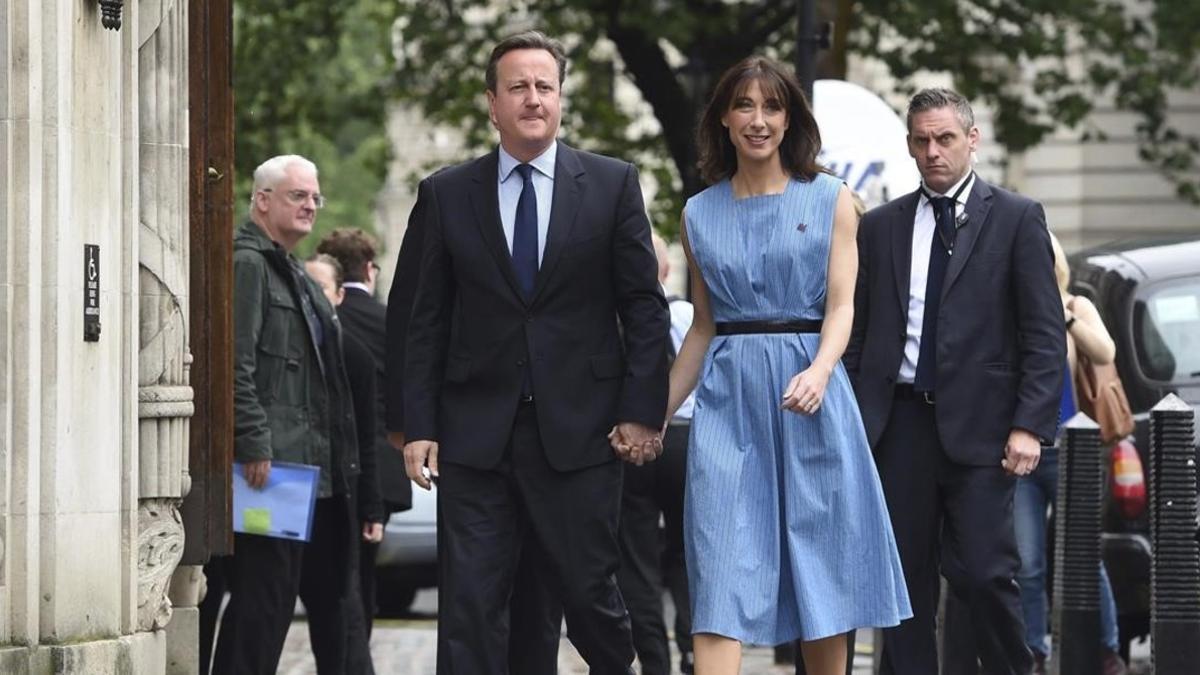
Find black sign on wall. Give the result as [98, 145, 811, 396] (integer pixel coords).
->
[84, 244, 101, 341]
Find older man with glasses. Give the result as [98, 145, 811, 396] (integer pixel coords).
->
[210, 154, 363, 675]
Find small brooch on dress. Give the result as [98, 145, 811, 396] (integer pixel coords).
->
[796, 222, 808, 232]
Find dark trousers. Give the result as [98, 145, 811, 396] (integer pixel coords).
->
[436, 402, 634, 675]
[874, 398, 1033, 675]
[359, 539, 381, 635]
[211, 496, 353, 675]
[345, 531, 376, 675]
[617, 422, 693, 675]
[507, 533, 564, 675]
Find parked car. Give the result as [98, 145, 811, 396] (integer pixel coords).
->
[374, 483, 438, 615]
[1069, 235, 1200, 658]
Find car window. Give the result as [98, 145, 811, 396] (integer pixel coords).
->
[1134, 276, 1200, 383]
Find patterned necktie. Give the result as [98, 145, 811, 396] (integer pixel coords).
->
[512, 164, 539, 297]
[912, 196, 954, 391]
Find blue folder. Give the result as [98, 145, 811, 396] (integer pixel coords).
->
[232, 461, 320, 542]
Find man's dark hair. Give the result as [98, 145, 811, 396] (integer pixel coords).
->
[907, 88, 975, 133]
[485, 31, 568, 93]
[315, 228, 378, 283]
[696, 56, 824, 185]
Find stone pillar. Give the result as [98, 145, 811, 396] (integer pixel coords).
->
[135, 0, 196, 672]
[0, 0, 162, 671]
[1, 0, 193, 672]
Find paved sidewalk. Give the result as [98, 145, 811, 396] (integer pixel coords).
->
[276, 590, 1151, 674]
[278, 620, 877, 675]
[278, 586, 878, 675]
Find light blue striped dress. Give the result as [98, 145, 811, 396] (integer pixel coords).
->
[684, 174, 911, 644]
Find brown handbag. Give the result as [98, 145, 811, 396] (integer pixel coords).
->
[1074, 349, 1135, 445]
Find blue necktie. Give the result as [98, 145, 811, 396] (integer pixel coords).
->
[512, 164, 539, 297]
[913, 196, 954, 391]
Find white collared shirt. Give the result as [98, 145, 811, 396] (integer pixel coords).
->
[897, 171, 976, 383]
[498, 142, 556, 265]
[666, 290, 696, 421]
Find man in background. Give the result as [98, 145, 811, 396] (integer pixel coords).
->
[317, 228, 413, 629]
[215, 154, 360, 674]
[617, 231, 695, 675]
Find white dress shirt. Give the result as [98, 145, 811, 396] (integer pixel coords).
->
[668, 295, 696, 421]
[498, 142, 556, 265]
[897, 171, 976, 383]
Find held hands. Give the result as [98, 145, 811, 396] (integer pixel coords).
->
[403, 440, 439, 490]
[1001, 428, 1042, 477]
[781, 364, 831, 415]
[608, 422, 664, 466]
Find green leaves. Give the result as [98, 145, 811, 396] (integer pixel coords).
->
[238, 0, 1198, 247]
[234, 0, 399, 253]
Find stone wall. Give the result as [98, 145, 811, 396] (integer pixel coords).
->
[0, 1, 192, 671]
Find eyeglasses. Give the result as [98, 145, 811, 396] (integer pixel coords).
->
[262, 188, 326, 209]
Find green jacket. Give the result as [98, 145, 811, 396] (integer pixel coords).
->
[232, 220, 359, 497]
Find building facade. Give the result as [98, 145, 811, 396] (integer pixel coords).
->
[2, 1, 232, 672]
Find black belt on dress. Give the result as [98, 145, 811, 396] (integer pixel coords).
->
[894, 383, 936, 405]
[715, 320, 823, 335]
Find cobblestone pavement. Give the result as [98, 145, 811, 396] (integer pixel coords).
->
[278, 620, 877, 674]
[276, 590, 1151, 674]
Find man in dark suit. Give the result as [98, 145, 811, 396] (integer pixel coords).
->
[316, 228, 412, 628]
[387, 31, 669, 675]
[844, 88, 1065, 675]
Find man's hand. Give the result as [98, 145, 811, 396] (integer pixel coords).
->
[362, 521, 384, 544]
[1001, 428, 1041, 477]
[403, 440, 439, 490]
[243, 459, 271, 489]
[610, 422, 663, 466]
[387, 431, 406, 450]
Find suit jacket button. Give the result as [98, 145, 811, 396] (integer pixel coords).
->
[516, 359, 526, 367]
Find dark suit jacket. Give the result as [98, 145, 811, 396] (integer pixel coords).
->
[844, 177, 1065, 465]
[338, 287, 412, 512]
[343, 329, 385, 524]
[389, 142, 669, 471]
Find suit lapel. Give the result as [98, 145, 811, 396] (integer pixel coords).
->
[940, 178, 993, 302]
[529, 143, 585, 304]
[891, 190, 920, 314]
[468, 150, 526, 303]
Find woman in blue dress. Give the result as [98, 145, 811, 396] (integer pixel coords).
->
[659, 56, 911, 674]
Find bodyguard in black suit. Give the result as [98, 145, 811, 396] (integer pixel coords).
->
[389, 31, 669, 675]
[316, 229, 412, 634]
[844, 88, 1065, 675]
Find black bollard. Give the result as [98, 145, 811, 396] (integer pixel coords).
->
[1051, 412, 1102, 675]
[1149, 394, 1200, 674]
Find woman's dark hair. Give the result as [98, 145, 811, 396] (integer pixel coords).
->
[696, 56, 823, 185]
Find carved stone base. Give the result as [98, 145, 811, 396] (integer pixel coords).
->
[137, 499, 185, 631]
[165, 606, 200, 675]
[163, 564, 204, 675]
[0, 631, 165, 674]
